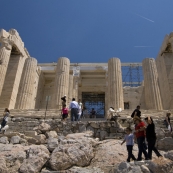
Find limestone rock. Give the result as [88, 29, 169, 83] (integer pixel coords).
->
[35, 134, 47, 144]
[45, 131, 57, 138]
[0, 136, 9, 144]
[47, 138, 59, 151]
[86, 125, 95, 133]
[79, 124, 87, 132]
[24, 136, 38, 144]
[33, 122, 51, 133]
[100, 130, 108, 140]
[49, 138, 94, 170]
[118, 162, 130, 170]
[164, 150, 173, 160]
[20, 145, 50, 173]
[140, 165, 150, 173]
[90, 139, 138, 172]
[0, 157, 8, 173]
[90, 122, 100, 129]
[10, 135, 21, 144]
[158, 137, 173, 150]
[20, 138, 28, 145]
[66, 131, 94, 139]
[0, 144, 26, 173]
[155, 127, 165, 139]
[68, 166, 104, 173]
[25, 131, 37, 137]
[147, 158, 173, 173]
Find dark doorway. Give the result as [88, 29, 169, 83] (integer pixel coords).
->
[82, 92, 105, 118]
[124, 102, 130, 109]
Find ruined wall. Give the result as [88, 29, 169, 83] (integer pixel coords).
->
[156, 32, 173, 110]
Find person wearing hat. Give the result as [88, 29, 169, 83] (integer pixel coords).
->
[144, 116, 162, 160]
[134, 117, 148, 161]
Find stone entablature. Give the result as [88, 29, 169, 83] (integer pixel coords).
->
[1, 28, 173, 112]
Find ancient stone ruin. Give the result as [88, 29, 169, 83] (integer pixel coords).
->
[0, 29, 173, 173]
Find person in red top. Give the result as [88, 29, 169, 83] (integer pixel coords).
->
[61, 104, 68, 121]
[134, 117, 148, 161]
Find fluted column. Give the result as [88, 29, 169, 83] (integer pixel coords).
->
[142, 58, 163, 110]
[15, 58, 37, 109]
[0, 44, 12, 96]
[108, 58, 124, 110]
[73, 77, 78, 101]
[54, 57, 70, 109]
[68, 75, 73, 105]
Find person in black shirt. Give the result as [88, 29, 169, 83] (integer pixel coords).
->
[144, 116, 162, 160]
[131, 105, 141, 118]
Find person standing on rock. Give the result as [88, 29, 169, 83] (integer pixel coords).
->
[121, 127, 136, 162]
[0, 108, 10, 133]
[144, 116, 162, 160]
[69, 98, 79, 121]
[134, 117, 148, 161]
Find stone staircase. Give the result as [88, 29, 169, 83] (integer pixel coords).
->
[0, 108, 172, 141]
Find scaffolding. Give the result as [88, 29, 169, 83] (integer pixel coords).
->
[122, 63, 143, 87]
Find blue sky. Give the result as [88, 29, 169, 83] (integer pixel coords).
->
[0, 1, 173, 63]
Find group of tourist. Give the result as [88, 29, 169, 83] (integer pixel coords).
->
[61, 95, 98, 121]
[61, 95, 83, 122]
[121, 105, 169, 162]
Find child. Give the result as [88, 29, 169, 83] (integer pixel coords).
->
[121, 127, 136, 162]
[61, 105, 68, 122]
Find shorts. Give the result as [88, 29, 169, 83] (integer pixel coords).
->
[62, 114, 68, 119]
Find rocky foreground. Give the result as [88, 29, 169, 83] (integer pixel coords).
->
[0, 120, 173, 173]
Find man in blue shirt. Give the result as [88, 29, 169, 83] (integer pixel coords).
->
[69, 98, 79, 121]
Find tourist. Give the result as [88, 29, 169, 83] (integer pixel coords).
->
[61, 95, 66, 108]
[131, 105, 141, 119]
[121, 127, 136, 162]
[78, 99, 83, 121]
[61, 104, 68, 122]
[164, 112, 172, 132]
[107, 107, 116, 120]
[144, 116, 162, 160]
[134, 117, 148, 161]
[0, 108, 10, 133]
[90, 108, 96, 118]
[69, 98, 79, 121]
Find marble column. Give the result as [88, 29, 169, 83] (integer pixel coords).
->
[15, 58, 37, 109]
[54, 57, 70, 109]
[0, 44, 12, 96]
[142, 58, 163, 110]
[73, 77, 78, 101]
[68, 75, 73, 105]
[108, 58, 124, 110]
